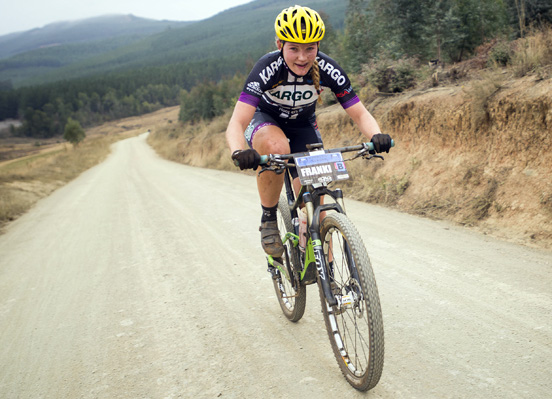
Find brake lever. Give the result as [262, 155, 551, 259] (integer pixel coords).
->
[363, 153, 385, 161]
[258, 164, 286, 176]
[346, 147, 372, 161]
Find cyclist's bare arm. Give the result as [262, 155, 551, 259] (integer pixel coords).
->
[226, 101, 256, 153]
[344, 102, 383, 140]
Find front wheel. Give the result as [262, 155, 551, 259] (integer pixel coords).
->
[272, 195, 306, 322]
[318, 212, 384, 391]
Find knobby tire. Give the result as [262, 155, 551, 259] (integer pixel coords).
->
[318, 212, 384, 391]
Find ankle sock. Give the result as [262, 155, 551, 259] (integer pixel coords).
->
[261, 204, 278, 223]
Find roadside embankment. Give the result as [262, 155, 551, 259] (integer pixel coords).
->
[354, 75, 552, 248]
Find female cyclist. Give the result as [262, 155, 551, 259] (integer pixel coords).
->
[226, 5, 392, 257]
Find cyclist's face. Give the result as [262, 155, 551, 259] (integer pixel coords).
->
[278, 41, 319, 76]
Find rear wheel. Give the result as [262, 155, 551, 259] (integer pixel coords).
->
[319, 212, 384, 391]
[272, 195, 306, 322]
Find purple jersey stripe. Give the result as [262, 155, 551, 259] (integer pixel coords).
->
[238, 92, 260, 107]
[341, 95, 360, 109]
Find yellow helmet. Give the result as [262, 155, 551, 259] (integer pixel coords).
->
[274, 5, 325, 43]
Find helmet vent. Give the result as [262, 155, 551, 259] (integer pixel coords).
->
[274, 5, 325, 43]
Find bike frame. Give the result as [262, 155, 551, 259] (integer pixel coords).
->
[281, 166, 351, 307]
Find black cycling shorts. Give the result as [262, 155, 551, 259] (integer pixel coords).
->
[244, 110, 323, 179]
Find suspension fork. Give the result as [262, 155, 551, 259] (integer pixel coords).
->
[344, 241, 361, 283]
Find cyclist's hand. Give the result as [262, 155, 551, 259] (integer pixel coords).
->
[231, 149, 261, 170]
[371, 133, 393, 153]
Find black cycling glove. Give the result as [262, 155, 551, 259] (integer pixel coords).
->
[232, 149, 261, 170]
[371, 133, 393, 153]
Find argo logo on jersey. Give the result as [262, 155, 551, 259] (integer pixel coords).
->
[266, 85, 317, 106]
[317, 58, 347, 86]
[270, 90, 314, 102]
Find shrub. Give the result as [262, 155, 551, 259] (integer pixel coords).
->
[362, 57, 420, 93]
[63, 117, 86, 146]
[488, 40, 513, 67]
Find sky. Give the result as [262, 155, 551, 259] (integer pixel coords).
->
[0, 0, 255, 36]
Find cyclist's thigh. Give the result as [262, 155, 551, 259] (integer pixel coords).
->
[245, 111, 290, 154]
[252, 124, 290, 155]
[285, 116, 322, 180]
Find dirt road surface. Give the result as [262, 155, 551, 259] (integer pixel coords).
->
[1, 134, 551, 398]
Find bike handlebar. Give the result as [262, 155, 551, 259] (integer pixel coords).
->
[259, 139, 395, 165]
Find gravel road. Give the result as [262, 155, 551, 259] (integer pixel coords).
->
[1, 133, 551, 398]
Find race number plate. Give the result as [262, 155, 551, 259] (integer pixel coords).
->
[294, 152, 349, 185]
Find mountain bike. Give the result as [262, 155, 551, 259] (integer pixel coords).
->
[260, 141, 391, 391]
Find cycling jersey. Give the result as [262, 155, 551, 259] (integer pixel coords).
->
[239, 50, 359, 123]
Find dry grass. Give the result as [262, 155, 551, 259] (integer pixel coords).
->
[511, 26, 552, 78]
[0, 106, 179, 230]
[0, 135, 125, 227]
[147, 110, 236, 172]
[463, 69, 506, 130]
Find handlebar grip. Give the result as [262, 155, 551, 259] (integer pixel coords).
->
[365, 139, 395, 151]
[233, 155, 269, 166]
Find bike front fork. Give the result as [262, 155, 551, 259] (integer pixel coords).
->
[302, 192, 338, 307]
[310, 231, 338, 307]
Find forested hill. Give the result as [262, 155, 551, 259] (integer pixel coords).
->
[0, 14, 192, 60]
[0, 15, 194, 87]
[0, 0, 346, 88]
